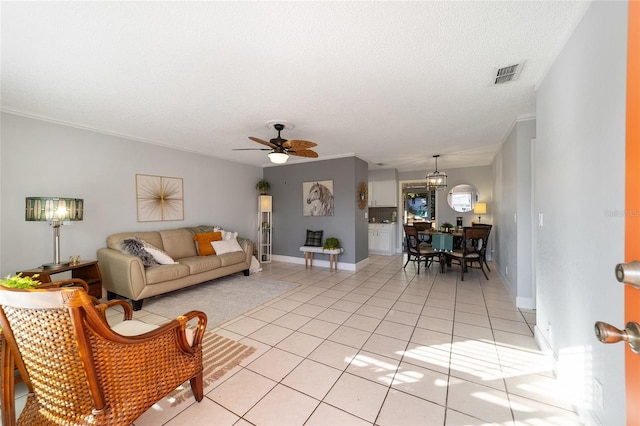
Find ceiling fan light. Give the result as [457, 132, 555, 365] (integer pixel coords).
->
[268, 152, 289, 164]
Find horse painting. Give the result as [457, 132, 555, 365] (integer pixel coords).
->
[303, 181, 334, 216]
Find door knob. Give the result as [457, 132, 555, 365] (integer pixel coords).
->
[594, 321, 640, 353]
[615, 261, 640, 289]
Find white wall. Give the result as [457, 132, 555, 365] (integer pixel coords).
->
[535, 2, 627, 424]
[0, 112, 263, 277]
[492, 118, 536, 308]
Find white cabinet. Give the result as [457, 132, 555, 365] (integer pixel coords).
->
[368, 224, 396, 255]
[258, 195, 272, 263]
[368, 180, 397, 207]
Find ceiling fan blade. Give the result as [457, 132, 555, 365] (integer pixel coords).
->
[283, 140, 317, 150]
[249, 136, 277, 149]
[288, 149, 319, 158]
[232, 148, 271, 151]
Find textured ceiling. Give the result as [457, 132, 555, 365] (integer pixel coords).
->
[1, 1, 590, 171]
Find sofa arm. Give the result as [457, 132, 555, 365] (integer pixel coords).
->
[240, 240, 254, 265]
[97, 248, 147, 300]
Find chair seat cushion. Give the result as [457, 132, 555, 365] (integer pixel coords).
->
[112, 319, 159, 335]
[112, 320, 195, 345]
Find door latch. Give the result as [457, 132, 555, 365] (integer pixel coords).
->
[615, 261, 640, 289]
[594, 321, 640, 353]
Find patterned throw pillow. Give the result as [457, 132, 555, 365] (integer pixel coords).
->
[120, 238, 159, 267]
[304, 230, 323, 247]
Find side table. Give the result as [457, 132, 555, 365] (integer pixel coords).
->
[17, 260, 103, 299]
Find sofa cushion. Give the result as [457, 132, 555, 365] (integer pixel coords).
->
[144, 263, 190, 285]
[107, 232, 163, 251]
[160, 229, 198, 259]
[218, 251, 247, 267]
[193, 232, 223, 256]
[178, 256, 222, 274]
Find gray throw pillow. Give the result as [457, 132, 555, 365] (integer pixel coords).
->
[120, 238, 159, 267]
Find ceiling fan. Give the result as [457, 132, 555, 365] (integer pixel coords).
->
[234, 123, 318, 164]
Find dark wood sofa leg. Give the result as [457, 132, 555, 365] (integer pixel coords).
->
[132, 299, 144, 311]
[243, 269, 250, 276]
[107, 291, 117, 300]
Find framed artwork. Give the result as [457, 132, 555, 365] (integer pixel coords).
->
[303, 180, 334, 216]
[136, 174, 184, 222]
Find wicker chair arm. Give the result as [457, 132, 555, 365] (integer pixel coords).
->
[174, 310, 208, 351]
[94, 299, 134, 321]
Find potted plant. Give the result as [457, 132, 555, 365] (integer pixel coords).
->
[0, 273, 41, 289]
[256, 179, 271, 195]
[440, 222, 454, 233]
[323, 237, 341, 250]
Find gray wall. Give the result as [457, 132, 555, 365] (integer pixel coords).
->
[535, 2, 627, 424]
[492, 118, 535, 308]
[0, 112, 263, 277]
[264, 156, 369, 265]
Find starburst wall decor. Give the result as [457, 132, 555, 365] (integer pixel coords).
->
[136, 174, 184, 222]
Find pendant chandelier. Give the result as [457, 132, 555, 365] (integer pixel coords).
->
[426, 154, 447, 191]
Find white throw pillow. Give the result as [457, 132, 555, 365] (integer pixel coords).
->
[143, 244, 178, 264]
[211, 238, 243, 255]
[221, 230, 239, 241]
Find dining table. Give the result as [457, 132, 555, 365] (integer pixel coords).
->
[417, 229, 463, 249]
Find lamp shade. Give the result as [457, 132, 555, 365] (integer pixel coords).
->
[473, 202, 487, 215]
[26, 197, 84, 222]
[268, 152, 289, 164]
[259, 195, 272, 212]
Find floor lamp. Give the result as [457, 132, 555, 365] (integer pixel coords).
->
[25, 197, 84, 268]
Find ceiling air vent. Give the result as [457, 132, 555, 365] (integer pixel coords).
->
[494, 63, 521, 84]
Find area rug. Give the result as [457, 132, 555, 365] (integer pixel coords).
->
[143, 274, 299, 329]
[168, 331, 256, 406]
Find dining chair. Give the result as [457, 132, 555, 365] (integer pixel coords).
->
[0, 282, 207, 426]
[472, 223, 493, 271]
[412, 222, 432, 243]
[444, 226, 489, 281]
[403, 225, 442, 274]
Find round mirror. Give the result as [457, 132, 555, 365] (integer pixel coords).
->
[447, 184, 479, 212]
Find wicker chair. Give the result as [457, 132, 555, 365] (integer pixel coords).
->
[0, 281, 207, 425]
[403, 225, 442, 274]
[444, 226, 490, 281]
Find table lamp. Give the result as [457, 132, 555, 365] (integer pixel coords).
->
[26, 197, 84, 268]
[474, 202, 487, 223]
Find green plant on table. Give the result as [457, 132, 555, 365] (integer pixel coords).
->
[0, 273, 41, 289]
[440, 222, 454, 232]
[323, 237, 341, 250]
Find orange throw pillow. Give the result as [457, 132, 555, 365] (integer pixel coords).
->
[193, 232, 222, 256]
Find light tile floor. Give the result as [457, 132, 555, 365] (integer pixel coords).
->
[11, 254, 582, 425]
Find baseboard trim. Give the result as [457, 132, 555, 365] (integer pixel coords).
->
[516, 296, 536, 309]
[271, 254, 358, 271]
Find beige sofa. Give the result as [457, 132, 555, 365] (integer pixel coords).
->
[97, 226, 253, 310]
